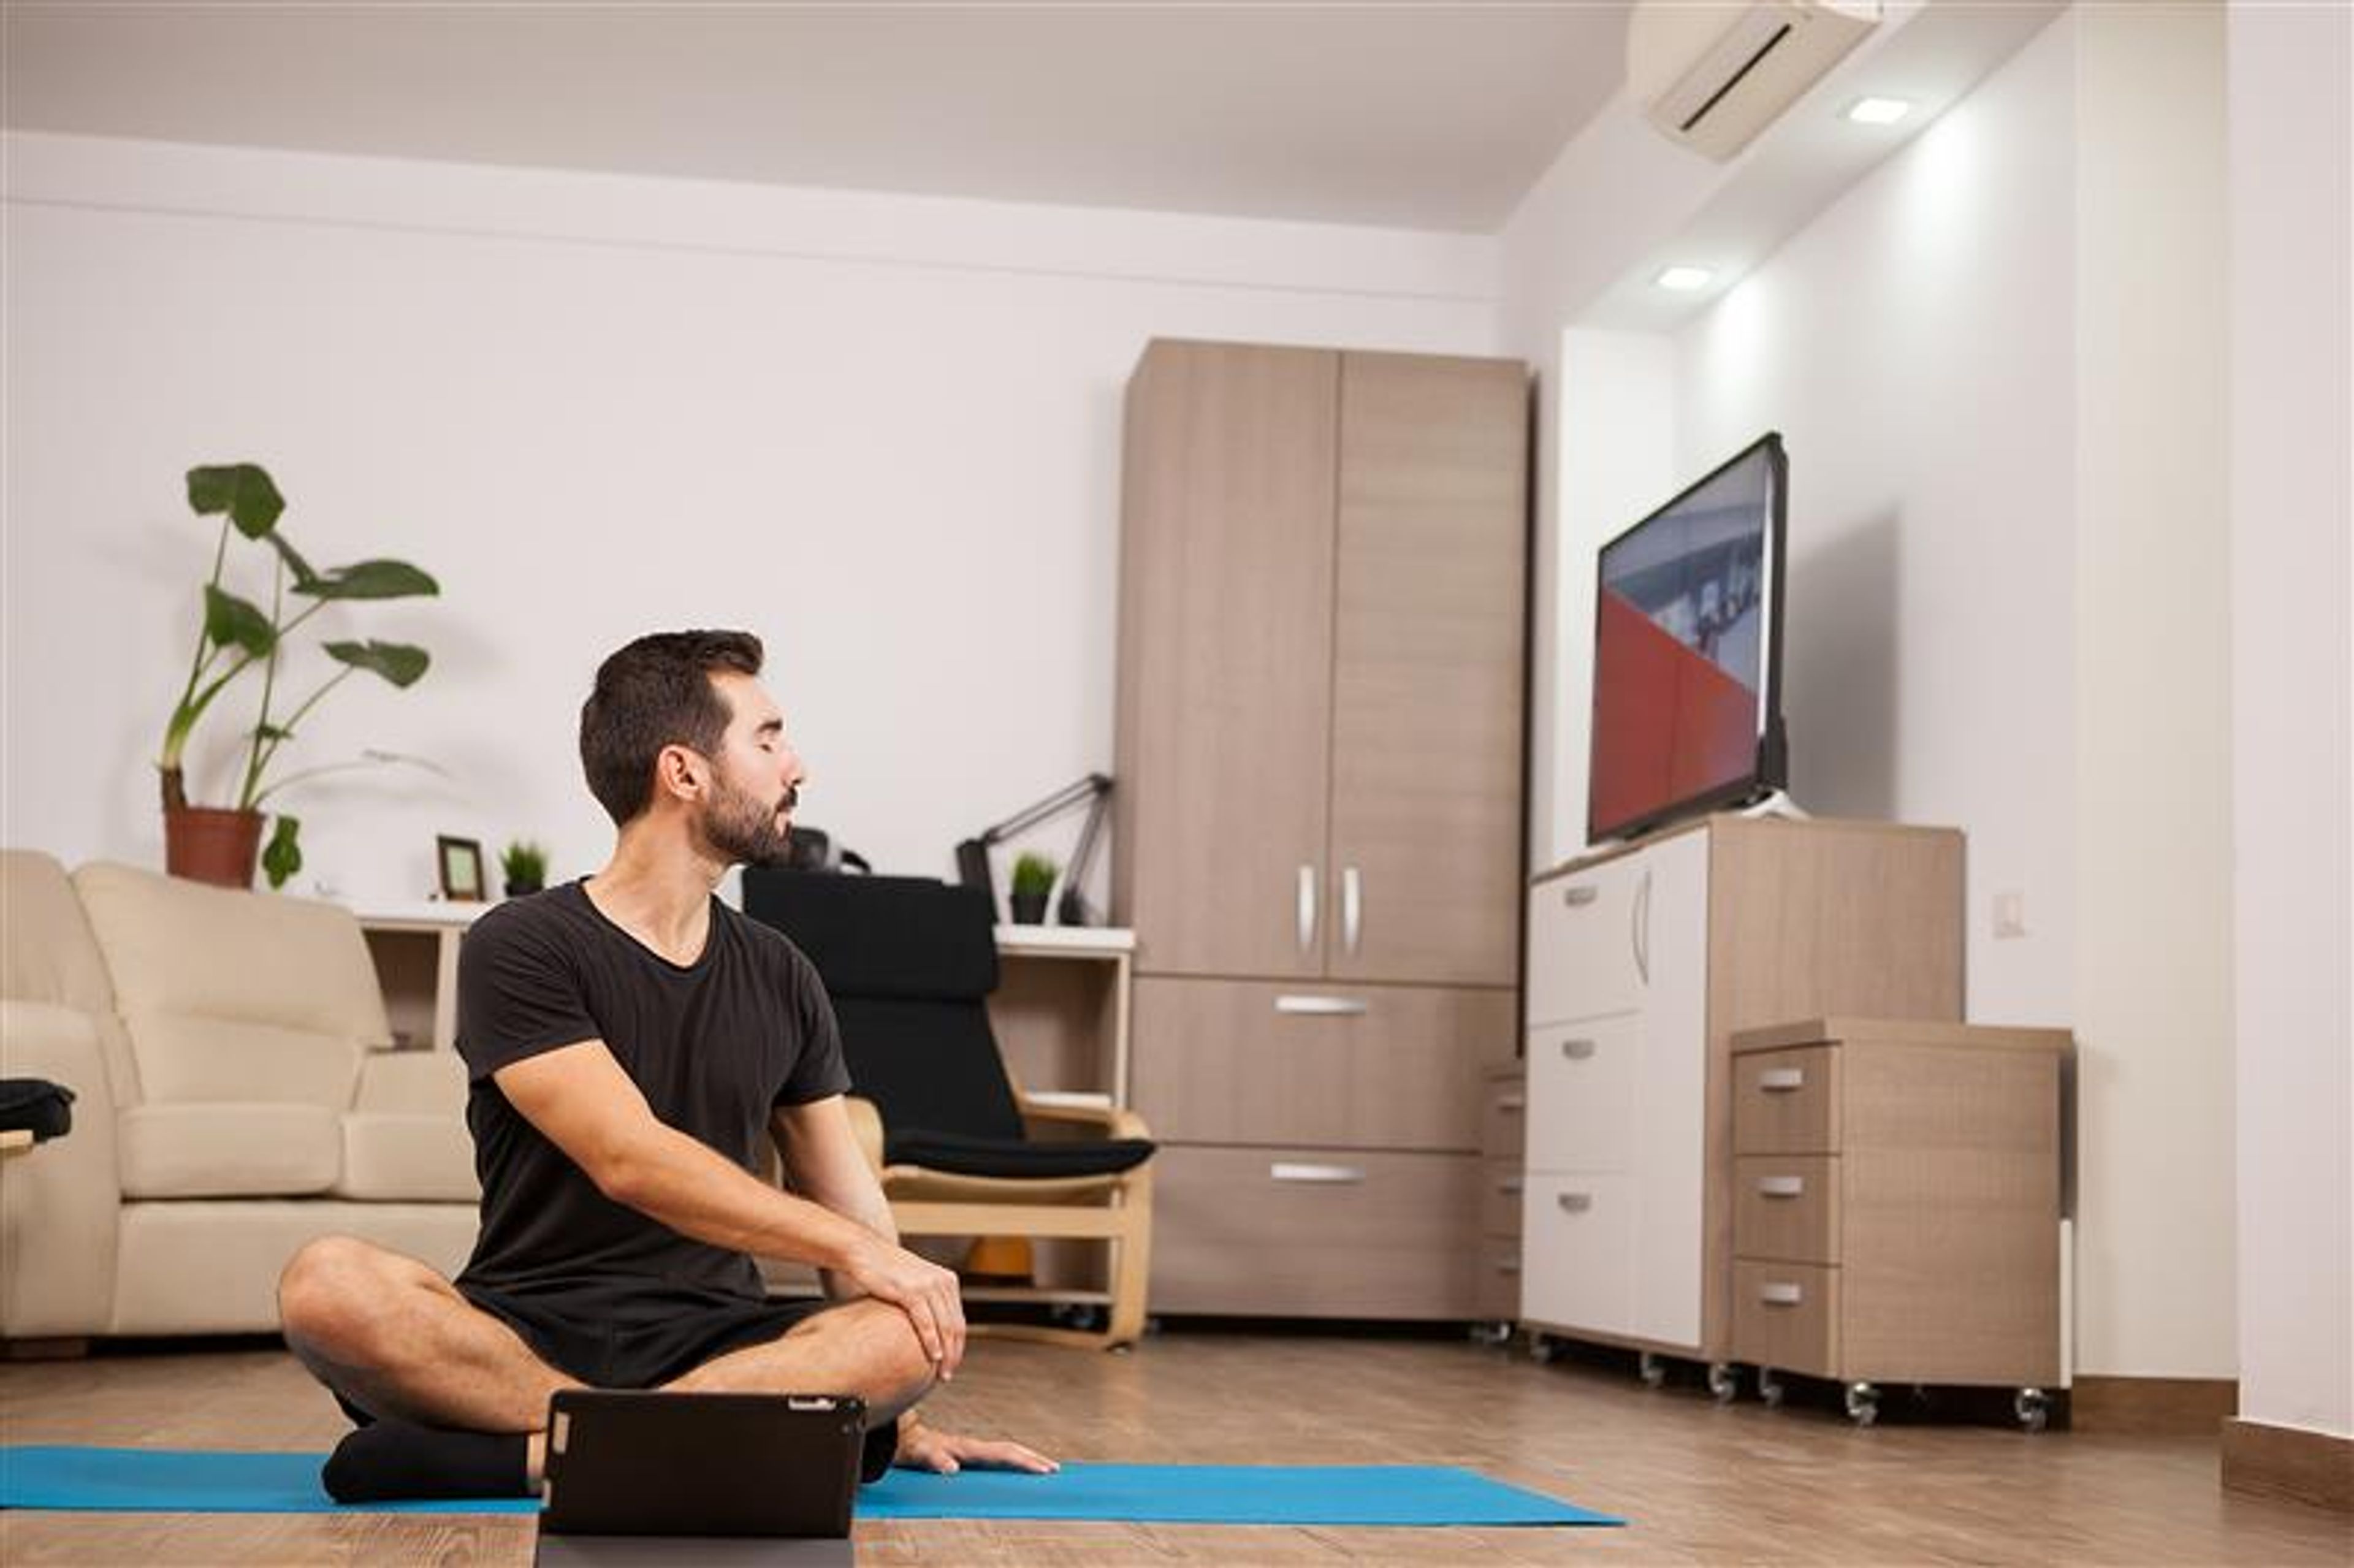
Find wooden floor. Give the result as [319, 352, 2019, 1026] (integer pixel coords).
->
[3, 1328, 2348, 1565]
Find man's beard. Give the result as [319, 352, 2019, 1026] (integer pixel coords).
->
[703, 776, 797, 867]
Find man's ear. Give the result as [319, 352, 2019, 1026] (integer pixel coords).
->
[655, 744, 704, 803]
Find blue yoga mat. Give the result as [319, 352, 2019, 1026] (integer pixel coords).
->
[0, 1447, 1618, 1527]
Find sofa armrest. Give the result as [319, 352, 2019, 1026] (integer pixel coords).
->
[0, 1000, 123, 1338]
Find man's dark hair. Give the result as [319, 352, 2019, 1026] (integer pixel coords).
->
[579, 630, 764, 826]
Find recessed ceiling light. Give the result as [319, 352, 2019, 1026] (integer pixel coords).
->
[1654, 265, 1715, 292]
[1845, 96, 1914, 126]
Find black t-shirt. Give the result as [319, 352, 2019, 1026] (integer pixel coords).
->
[452, 881, 850, 1314]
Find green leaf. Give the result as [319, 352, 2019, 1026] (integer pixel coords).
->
[266, 531, 323, 591]
[253, 723, 294, 742]
[261, 815, 303, 889]
[202, 585, 276, 657]
[324, 639, 430, 687]
[300, 559, 439, 601]
[186, 464, 286, 539]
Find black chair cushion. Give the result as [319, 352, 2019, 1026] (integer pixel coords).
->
[883, 1129, 1157, 1180]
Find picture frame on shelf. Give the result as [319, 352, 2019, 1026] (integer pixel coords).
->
[436, 835, 487, 902]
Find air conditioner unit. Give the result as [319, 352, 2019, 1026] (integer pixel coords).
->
[1626, 0, 1881, 162]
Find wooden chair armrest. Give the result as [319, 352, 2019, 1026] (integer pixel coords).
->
[1016, 1095, 1152, 1142]
[844, 1094, 886, 1173]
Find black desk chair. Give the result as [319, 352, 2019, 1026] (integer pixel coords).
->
[742, 871, 1155, 1350]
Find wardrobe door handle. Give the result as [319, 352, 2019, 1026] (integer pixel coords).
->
[1296, 864, 1317, 954]
[1632, 868, 1651, 986]
[1341, 865, 1362, 956]
[1274, 995, 1368, 1016]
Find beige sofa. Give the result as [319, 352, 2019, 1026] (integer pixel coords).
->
[1, 851, 479, 1342]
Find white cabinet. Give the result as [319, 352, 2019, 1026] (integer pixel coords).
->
[1520, 826, 1707, 1350]
[1519, 815, 1967, 1362]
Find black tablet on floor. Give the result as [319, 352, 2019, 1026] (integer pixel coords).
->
[538, 1390, 866, 1539]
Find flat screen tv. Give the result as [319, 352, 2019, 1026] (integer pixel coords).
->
[1586, 432, 1789, 845]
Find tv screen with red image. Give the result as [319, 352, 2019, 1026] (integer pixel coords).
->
[1587, 433, 1788, 845]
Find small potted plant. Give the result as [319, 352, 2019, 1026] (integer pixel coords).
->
[500, 840, 550, 899]
[1008, 851, 1058, 926]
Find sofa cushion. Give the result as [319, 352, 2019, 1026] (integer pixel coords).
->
[337, 1112, 479, 1201]
[73, 862, 389, 1107]
[118, 1101, 342, 1198]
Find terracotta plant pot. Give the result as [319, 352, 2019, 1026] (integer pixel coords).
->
[164, 805, 264, 889]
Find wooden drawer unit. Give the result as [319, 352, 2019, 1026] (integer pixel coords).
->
[1148, 1144, 1481, 1318]
[1732, 1046, 1840, 1154]
[1133, 978, 1503, 1151]
[1520, 1172, 1636, 1338]
[1728, 1019, 2070, 1396]
[1732, 1260, 1840, 1372]
[1732, 1155, 1840, 1265]
[1479, 1160, 1525, 1238]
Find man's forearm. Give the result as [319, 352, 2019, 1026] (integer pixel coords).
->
[601, 1121, 878, 1274]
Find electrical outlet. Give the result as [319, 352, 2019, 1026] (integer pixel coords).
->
[1994, 891, 2027, 940]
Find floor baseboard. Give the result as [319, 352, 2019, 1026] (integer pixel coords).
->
[2221, 1418, 2353, 1513]
[2069, 1375, 2237, 1435]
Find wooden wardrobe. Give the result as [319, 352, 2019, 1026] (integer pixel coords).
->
[1112, 338, 1529, 1318]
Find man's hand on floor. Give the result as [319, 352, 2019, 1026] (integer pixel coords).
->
[894, 1413, 1057, 1475]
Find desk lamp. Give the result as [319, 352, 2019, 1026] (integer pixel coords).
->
[954, 772, 1112, 926]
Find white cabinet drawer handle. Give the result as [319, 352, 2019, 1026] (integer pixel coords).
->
[1270, 1162, 1365, 1184]
[1562, 884, 1599, 907]
[1756, 1175, 1807, 1198]
[1556, 1191, 1594, 1214]
[1759, 1282, 1805, 1307]
[1341, 865, 1363, 956]
[1297, 865, 1317, 954]
[1274, 995, 1369, 1016]
[1493, 1094, 1526, 1113]
[1758, 1068, 1807, 1092]
[1560, 1037, 1597, 1061]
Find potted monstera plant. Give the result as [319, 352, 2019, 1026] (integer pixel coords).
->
[158, 462, 439, 889]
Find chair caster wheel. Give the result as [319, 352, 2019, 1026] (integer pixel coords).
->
[2015, 1387, 2051, 1432]
[1528, 1333, 1558, 1365]
[1758, 1367, 1785, 1408]
[1845, 1382, 1880, 1428]
[1707, 1361, 1739, 1405]
[1639, 1352, 1667, 1389]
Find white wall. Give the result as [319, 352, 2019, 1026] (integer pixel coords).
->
[2070, 0, 2236, 1382]
[1, 132, 1501, 908]
[2228, 0, 2354, 1439]
[1674, 18, 2079, 1032]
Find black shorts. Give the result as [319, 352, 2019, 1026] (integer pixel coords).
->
[340, 1284, 898, 1482]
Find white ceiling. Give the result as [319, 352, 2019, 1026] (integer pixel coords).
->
[2, 2, 1636, 232]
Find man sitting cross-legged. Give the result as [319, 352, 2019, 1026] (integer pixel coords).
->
[278, 628, 1052, 1501]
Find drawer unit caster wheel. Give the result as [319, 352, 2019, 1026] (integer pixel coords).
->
[1707, 1361, 1739, 1405]
[1639, 1352, 1667, 1389]
[1528, 1333, 1558, 1365]
[2014, 1387, 2051, 1432]
[1845, 1382, 1881, 1427]
[1757, 1367, 1785, 1408]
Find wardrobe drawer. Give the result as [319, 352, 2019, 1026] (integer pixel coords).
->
[1731, 1260, 1840, 1377]
[1148, 1145, 1480, 1318]
[1526, 854, 1647, 1027]
[1732, 1155, 1842, 1265]
[1733, 1046, 1842, 1154]
[1525, 1013, 1642, 1174]
[1133, 979, 1501, 1150]
[1480, 1160, 1525, 1238]
[1518, 1173, 1635, 1338]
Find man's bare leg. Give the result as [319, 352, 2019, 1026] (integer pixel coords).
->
[278, 1234, 577, 1435]
[665, 1296, 939, 1431]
